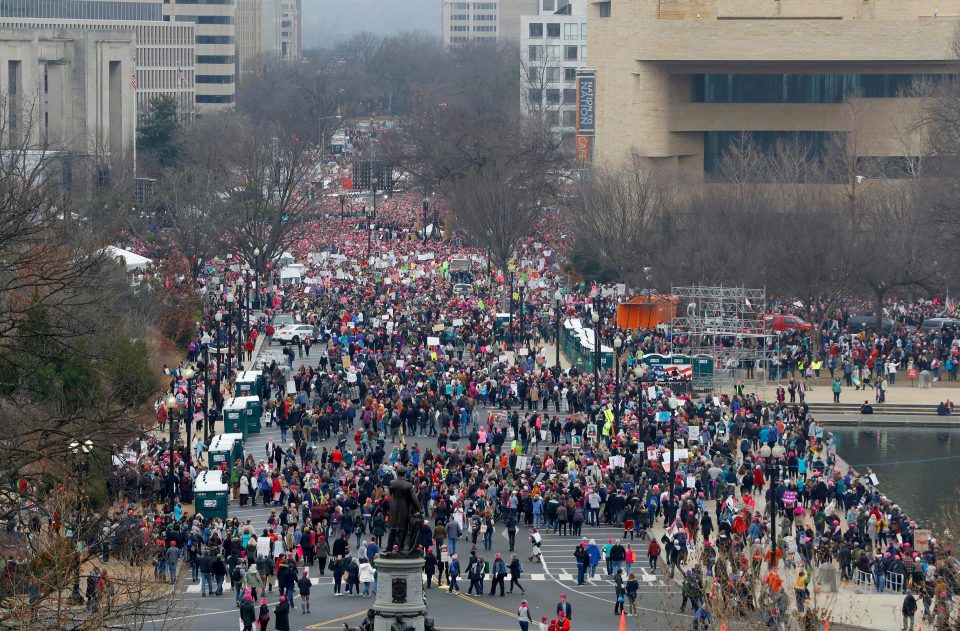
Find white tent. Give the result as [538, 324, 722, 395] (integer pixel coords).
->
[105, 246, 152, 272]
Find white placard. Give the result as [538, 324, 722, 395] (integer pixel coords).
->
[686, 476, 696, 489]
[453, 318, 464, 326]
[427, 336, 441, 346]
[869, 473, 879, 486]
[608, 455, 625, 468]
[689, 426, 700, 442]
[515, 455, 528, 470]
[396, 360, 405, 369]
[647, 386, 657, 400]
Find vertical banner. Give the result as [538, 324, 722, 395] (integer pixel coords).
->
[576, 70, 596, 166]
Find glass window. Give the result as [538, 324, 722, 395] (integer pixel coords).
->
[563, 23, 577, 39]
[546, 89, 560, 104]
[562, 110, 576, 127]
[580, 45, 587, 61]
[563, 88, 576, 103]
[564, 45, 577, 61]
[529, 23, 543, 37]
[564, 67, 577, 82]
[581, 23, 587, 38]
[546, 45, 560, 61]
[598, 2, 610, 18]
[545, 67, 561, 83]
[546, 110, 560, 126]
[547, 23, 560, 38]
[542, 0, 555, 11]
[528, 45, 543, 61]
[528, 88, 543, 106]
[528, 67, 541, 83]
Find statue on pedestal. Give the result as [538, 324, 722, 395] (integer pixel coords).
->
[385, 466, 423, 557]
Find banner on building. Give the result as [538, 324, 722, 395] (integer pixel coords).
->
[575, 70, 596, 136]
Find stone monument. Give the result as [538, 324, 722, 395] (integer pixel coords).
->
[358, 467, 435, 631]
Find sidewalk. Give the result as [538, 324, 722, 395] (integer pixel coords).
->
[644, 475, 908, 631]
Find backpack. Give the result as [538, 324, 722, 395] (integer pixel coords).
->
[231, 566, 243, 583]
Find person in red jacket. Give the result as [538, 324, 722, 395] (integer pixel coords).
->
[647, 538, 661, 572]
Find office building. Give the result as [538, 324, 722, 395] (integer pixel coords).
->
[442, 0, 536, 45]
[235, 0, 300, 79]
[165, 0, 236, 109]
[0, 16, 195, 121]
[587, 0, 960, 179]
[520, 0, 586, 137]
[0, 25, 136, 155]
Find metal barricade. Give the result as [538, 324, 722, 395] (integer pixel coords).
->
[856, 569, 874, 586]
[887, 572, 905, 593]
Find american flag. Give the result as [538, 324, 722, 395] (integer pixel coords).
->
[131, 70, 137, 90]
[177, 67, 185, 86]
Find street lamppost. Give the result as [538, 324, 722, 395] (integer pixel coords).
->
[508, 262, 516, 347]
[518, 277, 526, 353]
[613, 335, 623, 436]
[201, 333, 212, 443]
[182, 364, 195, 471]
[554, 289, 563, 372]
[164, 394, 178, 501]
[368, 177, 379, 260]
[667, 396, 680, 525]
[236, 275, 246, 366]
[591, 304, 601, 396]
[760, 442, 784, 570]
[67, 438, 93, 606]
[252, 248, 260, 309]
[339, 194, 346, 219]
[422, 197, 429, 242]
[225, 294, 234, 378]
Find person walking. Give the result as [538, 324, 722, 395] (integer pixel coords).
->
[239, 596, 257, 631]
[448, 555, 461, 594]
[490, 553, 507, 596]
[274, 594, 291, 631]
[613, 568, 626, 616]
[626, 573, 639, 617]
[508, 554, 525, 595]
[518, 599, 533, 631]
[832, 378, 842, 403]
[297, 570, 312, 612]
[902, 588, 918, 631]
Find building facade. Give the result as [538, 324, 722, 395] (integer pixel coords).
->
[0, 17, 195, 121]
[587, 0, 960, 179]
[164, 0, 236, 109]
[236, 0, 300, 79]
[0, 26, 136, 154]
[520, 0, 586, 137]
[442, 0, 536, 45]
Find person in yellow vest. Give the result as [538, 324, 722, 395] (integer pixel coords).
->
[811, 359, 822, 378]
[601, 408, 614, 445]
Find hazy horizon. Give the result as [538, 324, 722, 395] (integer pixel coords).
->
[302, 0, 441, 49]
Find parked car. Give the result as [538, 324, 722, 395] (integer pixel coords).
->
[847, 314, 895, 334]
[921, 317, 960, 331]
[273, 324, 314, 345]
[762, 314, 814, 332]
[272, 314, 294, 328]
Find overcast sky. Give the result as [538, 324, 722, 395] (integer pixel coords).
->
[303, 0, 441, 49]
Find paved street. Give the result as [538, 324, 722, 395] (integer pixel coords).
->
[133, 340, 695, 631]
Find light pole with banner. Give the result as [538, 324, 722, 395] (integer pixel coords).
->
[182, 364, 195, 471]
[554, 288, 563, 372]
[164, 394, 177, 501]
[201, 332, 212, 443]
[613, 335, 622, 435]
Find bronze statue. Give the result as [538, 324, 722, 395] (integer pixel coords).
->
[385, 467, 423, 557]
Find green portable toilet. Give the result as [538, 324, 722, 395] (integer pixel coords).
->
[194, 470, 229, 520]
[208, 433, 244, 473]
[223, 398, 249, 441]
[235, 370, 263, 398]
[235, 395, 263, 434]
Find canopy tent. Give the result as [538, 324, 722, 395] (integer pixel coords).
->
[105, 246, 152, 272]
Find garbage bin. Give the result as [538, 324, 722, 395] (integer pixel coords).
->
[194, 470, 229, 520]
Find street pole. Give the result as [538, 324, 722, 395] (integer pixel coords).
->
[67, 439, 92, 605]
[592, 296, 601, 396]
[422, 198, 429, 242]
[203, 343, 210, 444]
[368, 178, 378, 261]
[508, 269, 515, 346]
[339, 194, 345, 219]
[164, 395, 177, 501]
[226, 302, 234, 380]
[613, 336, 622, 436]
[518, 279, 525, 353]
[554, 290, 562, 372]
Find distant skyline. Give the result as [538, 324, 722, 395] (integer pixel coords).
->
[303, 0, 441, 49]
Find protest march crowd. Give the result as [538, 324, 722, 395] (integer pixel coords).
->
[9, 148, 960, 631]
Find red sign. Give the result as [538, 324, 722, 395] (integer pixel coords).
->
[575, 135, 592, 164]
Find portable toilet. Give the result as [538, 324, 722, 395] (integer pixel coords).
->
[208, 433, 244, 473]
[234, 370, 263, 398]
[223, 398, 250, 441]
[194, 470, 229, 520]
[234, 395, 263, 435]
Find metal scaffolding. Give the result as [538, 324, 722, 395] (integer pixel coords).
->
[670, 285, 775, 394]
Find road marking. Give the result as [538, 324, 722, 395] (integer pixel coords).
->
[454, 593, 518, 619]
[305, 608, 369, 629]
